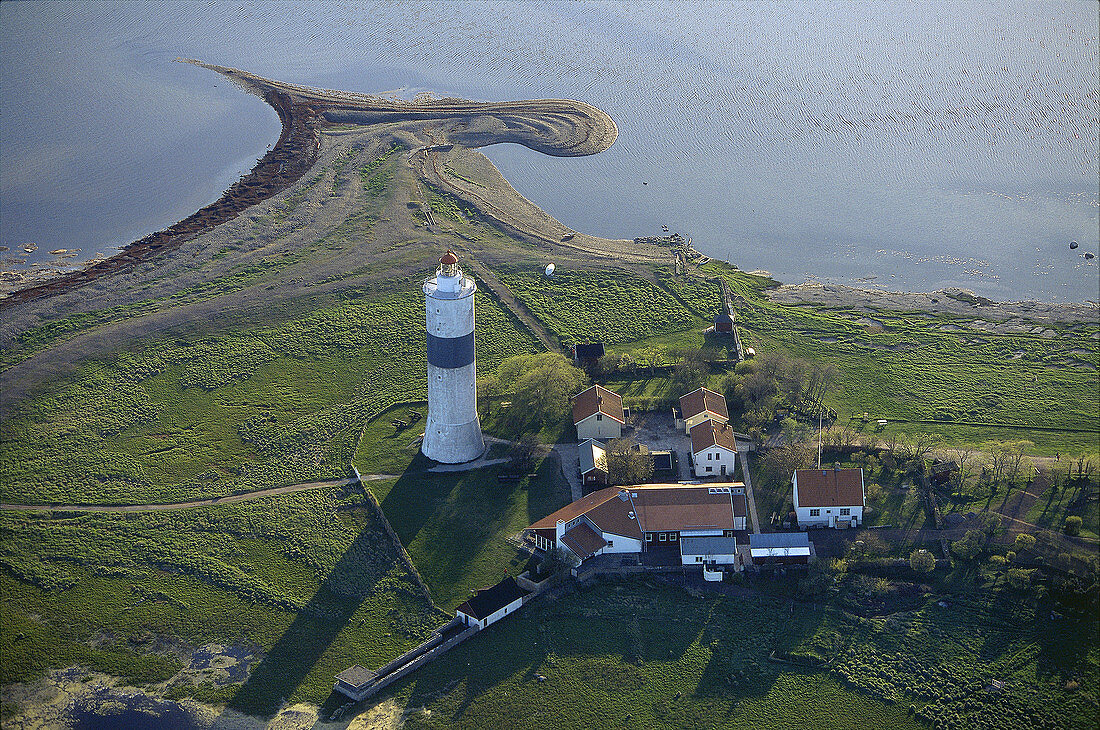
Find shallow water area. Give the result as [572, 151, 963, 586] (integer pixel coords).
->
[1, 0, 1097, 301]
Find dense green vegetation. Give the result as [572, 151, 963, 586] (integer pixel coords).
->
[0, 289, 538, 506]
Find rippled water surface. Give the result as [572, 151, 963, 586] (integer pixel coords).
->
[2, 1, 1097, 300]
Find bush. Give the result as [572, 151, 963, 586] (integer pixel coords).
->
[950, 530, 983, 561]
[1013, 533, 1036, 551]
[1005, 568, 1033, 590]
[1063, 516, 1082, 536]
[909, 549, 936, 574]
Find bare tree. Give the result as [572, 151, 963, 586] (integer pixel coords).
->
[951, 445, 976, 494]
[1007, 440, 1034, 484]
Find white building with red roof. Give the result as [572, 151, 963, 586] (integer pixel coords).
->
[793, 466, 865, 528]
[525, 483, 748, 568]
[571, 384, 625, 440]
[677, 387, 729, 433]
[690, 420, 739, 478]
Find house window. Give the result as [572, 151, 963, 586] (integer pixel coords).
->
[724, 530, 735, 538]
[596, 414, 603, 421]
[659, 533, 667, 542]
[810, 509, 821, 517]
[607, 540, 613, 547]
[706, 466, 712, 472]
[840, 508, 851, 516]
[707, 453, 712, 460]
[670, 533, 678, 541]
[645, 533, 653, 542]
[696, 556, 703, 562]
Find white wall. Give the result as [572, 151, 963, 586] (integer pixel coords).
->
[681, 551, 738, 566]
[600, 534, 643, 554]
[693, 446, 737, 478]
[457, 596, 524, 630]
[794, 504, 863, 528]
[683, 412, 728, 433]
[576, 413, 622, 440]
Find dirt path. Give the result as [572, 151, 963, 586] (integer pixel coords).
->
[0, 474, 398, 513]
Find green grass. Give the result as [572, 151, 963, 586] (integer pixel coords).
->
[1024, 481, 1100, 541]
[0, 487, 441, 713]
[356, 456, 569, 612]
[499, 268, 707, 347]
[1, 288, 538, 506]
[374, 576, 1097, 729]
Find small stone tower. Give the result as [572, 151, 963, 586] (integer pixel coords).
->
[422, 250, 484, 463]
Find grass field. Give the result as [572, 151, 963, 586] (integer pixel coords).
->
[372, 576, 1097, 730]
[353, 406, 571, 611]
[0, 486, 441, 715]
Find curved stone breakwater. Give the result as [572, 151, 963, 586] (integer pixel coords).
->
[2, 61, 618, 307]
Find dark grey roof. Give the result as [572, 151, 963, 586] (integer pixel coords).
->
[680, 536, 739, 554]
[573, 343, 605, 359]
[715, 313, 734, 323]
[455, 577, 528, 620]
[335, 665, 377, 689]
[750, 532, 811, 549]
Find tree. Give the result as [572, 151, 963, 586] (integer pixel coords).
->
[910, 549, 936, 573]
[762, 441, 813, 486]
[950, 530, 983, 561]
[509, 433, 540, 473]
[496, 353, 586, 431]
[1064, 516, 1083, 537]
[606, 437, 654, 486]
[976, 511, 1005, 539]
[951, 446, 977, 494]
[1006, 440, 1034, 484]
[671, 349, 709, 394]
[1013, 533, 1036, 552]
[1005, 568, 1033, 591]
[541, 546, 576, 578]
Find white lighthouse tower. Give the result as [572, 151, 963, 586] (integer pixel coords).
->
[422, 250, 484, 463]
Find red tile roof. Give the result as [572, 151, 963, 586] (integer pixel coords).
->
[794, 468, 865, 508]
[440, 250, 459, 265]
[527, 483, 748, 539]
[631, 484, 739, 532]
[572, 384, 625, 425]
[560, 522, 607, 558]
[690, 420, 739, 454]
[679, 387, 729, 421]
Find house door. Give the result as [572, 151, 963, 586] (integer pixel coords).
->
[721, 464, 726, 475]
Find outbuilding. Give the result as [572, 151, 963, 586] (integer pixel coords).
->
[578, 438, 609, 487]
[455, 577, 529, 630]
[749, 532, 812, 565]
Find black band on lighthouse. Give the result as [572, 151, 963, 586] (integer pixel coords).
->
[427, 332, 475, 369]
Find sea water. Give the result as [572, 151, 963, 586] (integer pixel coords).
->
[2, 0, 1097, 301]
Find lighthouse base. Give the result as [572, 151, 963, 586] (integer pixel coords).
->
[421, 418, 484, 464]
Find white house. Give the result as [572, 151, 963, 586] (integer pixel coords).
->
[526, 483, 748, 567]
[578, 438, 609, 488]
[572, 384, 625, 440]
[455, 577, 529, 630]
[678, 387, 729, 433]
[690, 420, 739, 478]
[793, 466, 865, 528]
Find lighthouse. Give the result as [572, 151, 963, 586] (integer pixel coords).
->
[422, 250, 484, 463]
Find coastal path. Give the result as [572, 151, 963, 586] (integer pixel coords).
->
[0, 474, 398, 513]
